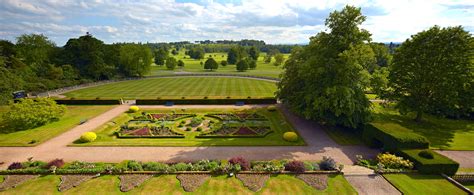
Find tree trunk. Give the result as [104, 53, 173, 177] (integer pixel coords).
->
[415, 111, 423, 122]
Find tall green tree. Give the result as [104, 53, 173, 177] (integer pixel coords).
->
[204, 58, 218, 71]
[15, 34, 55, 67]
[119, 44, 153, 77]
[154, 48, 168, 65]
[370, 67, 389, 98]
[236, 58, 249, 71]
[227, 46, 247, 64]
[63, 34, 113, 79]
[277, 6, 372, 128]
[388, 26, 474, 121]
[249, 46, 260, 61]
[273, 53, 285, 66]
[371, 43, 392, 68]
[166, 57, 177, 70]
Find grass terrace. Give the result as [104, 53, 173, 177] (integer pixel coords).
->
[383, 174, 466, 194]
[63, 77, 277, 100]
[73, 106, 305, 146]
[0, 106, 114, 146]
[0, 174, 356, 194]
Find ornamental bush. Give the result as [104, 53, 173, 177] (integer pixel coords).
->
[229, 157, 250, 171]
[129, 106, 140, 113]
[80, 132, 97, 142]
[319, 156, 337, 170]
[283, 132, 298, 142]
[142, 162, 169, 172]
[376, 153, 413, 169]
[284, 160, 305, 173]
[2, 98, 66, 131]
[8, 162, 23, 170]
[46, 159, 65, 169]
[418, 150, 434, 159]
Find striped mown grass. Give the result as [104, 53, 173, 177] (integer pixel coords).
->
[63, 77, 277, 100]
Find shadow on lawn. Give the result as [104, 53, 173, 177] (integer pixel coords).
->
[166, 105, 378, 164]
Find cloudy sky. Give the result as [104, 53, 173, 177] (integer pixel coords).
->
[0, 0, 473, 46]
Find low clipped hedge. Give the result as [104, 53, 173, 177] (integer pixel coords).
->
[362, 124, 429, 151]
[136, 98, 276, 105]
[397, 149, 459, 176]
[55, 99, 121, 105]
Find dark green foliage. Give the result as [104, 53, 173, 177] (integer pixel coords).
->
[119, 44, 153, 77]
[319, 156, 338, 170]
[15, 34, 55, 67]
[277, 6, 372, 128]
[236, 58, 250, 71]
[177, 60, 185, 67]
[171, 49, 179, 55]
[153, 47, 168, 65]
[398, 149, 459, 176]
[273, 53, 284, 66]
[362, 124, 429, 151]
[2, 98, 66, 131]
[248, 46, 260, 60]
[388, 26, 474, 120]
[418, 150, 434, 159]
[220, 60, 227, 66]
[370, 43, 392, 67]
[248, 59, 257, 69]
[187, 47, 205, 59]
[227, 46, 247, 64]
[136, 98, 276, 105]
[204, 58, 218, 71]
[166, 57, 177, 70]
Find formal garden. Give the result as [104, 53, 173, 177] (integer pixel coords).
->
[74, 106, 305, 146]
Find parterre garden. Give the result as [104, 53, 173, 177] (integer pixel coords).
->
[75, 106, 305, 146]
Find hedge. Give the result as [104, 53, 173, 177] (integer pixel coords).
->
[397, 149, 459, 175]
[54, 99, 121, 105]
[136, 98, 277, 105]
[362, 124, 429, 151]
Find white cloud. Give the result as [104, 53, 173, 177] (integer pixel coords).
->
[0, 0, 472, 45]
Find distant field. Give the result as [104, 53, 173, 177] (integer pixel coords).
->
[147, 51, 288, 78]
[63, 77, 277, 99]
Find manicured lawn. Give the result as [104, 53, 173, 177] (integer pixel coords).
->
[322, 125, 364, 145]
[73, 107, 306, 146]
[371, 103, 474, 150]
[147, 52, 287, 78]
[0, 106, 114, 146]
[383, 174, 466, 194]
[0, 174, 356, 194]
[63, 77, 277, 99]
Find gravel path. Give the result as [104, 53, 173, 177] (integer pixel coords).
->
[344, 174, 401, 195]
[435, 150, 474, 168]
[0, 104, 377, 169]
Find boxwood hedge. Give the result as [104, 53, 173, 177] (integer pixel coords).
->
[136, 98, 276, 105]
[362, 124, 429, 151]
[55, 99, 121, 105]
[397, 149, 459, 176]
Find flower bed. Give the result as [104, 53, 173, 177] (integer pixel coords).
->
[0, 175, 39, 191]
[59, 175, 97, 192]
[197, 126, 272, 137]
[236, 174, 270, 192]
[149, 113, 194, 121]
[176, 174, 210, 192]
[119, 174, 153, 192]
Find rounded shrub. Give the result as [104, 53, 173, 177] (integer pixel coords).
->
[284, 160, 305, 173]
[129, 106, 140, 113]
[8, 162, 23, 170]
[283, 132, 298, 142]
[229, 156, 250, 171]
[80, 132, 97, 143]
[418, 150, 434, 159]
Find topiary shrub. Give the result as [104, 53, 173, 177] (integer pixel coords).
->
[283, 132, 298, 142]
[80, 132, 97, 143]
[284, 160, 305, 173]
[129, 106, 140, 113]
[46, 159, 65, 169]
[398, 149, 459, 175]
[8, 162, 23, 170]
[229, 157, 250, 171]
[418, 150, 434, 159]
[319, 156, 337, 170]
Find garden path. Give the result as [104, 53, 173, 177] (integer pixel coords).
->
[344, 174, 401, 195]
[0, 104, 377, 169]
[435, 150, 474, 168]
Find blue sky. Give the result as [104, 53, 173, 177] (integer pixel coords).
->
[0, 0, 472, 46]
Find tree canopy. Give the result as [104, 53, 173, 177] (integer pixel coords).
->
[204, 58, 218, 71]
[387, 26, 474, 120]
[277, 6, 372, 128]
[119, 44, 153, 77]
